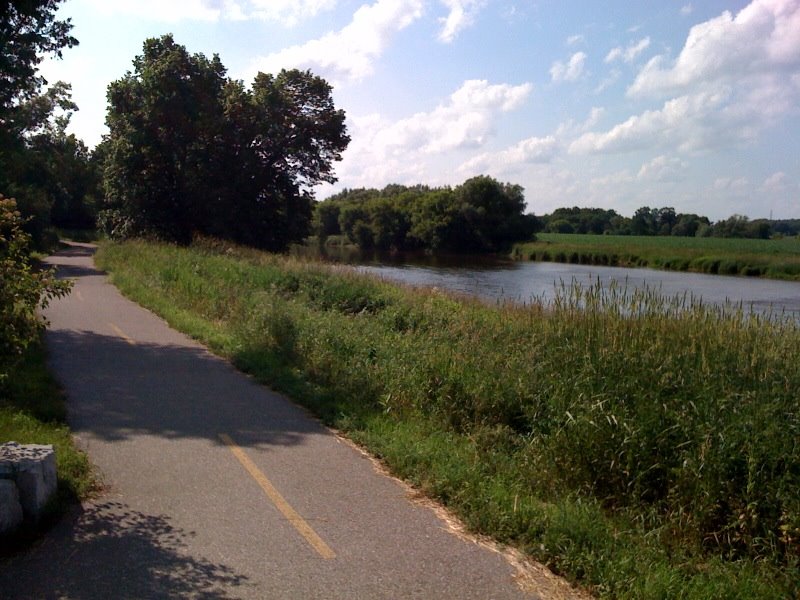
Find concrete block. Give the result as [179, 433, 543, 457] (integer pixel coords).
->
[0, 442, 57, 520]
[0, 480, 24, 534]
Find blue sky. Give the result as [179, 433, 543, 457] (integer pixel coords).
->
[42, 0, 800, 220]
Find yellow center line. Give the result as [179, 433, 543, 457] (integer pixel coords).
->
[108, 323, 136, 345]
[218, 433, 336, 560]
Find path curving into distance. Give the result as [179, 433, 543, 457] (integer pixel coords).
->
[0, 242, 585, 600]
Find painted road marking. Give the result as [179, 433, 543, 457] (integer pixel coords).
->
[218, 433, 336, 560]
[109, 323, 136, 346]
[76, 290, 84, 302]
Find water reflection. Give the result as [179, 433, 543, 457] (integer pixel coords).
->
[293, 245, 800, 318]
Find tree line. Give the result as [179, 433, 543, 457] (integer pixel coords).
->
[540, 206, 798, 239]
[313, 178, 538, 253]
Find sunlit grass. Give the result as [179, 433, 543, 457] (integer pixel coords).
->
[96, 238, 800, 599]
[514, 233, 800, 279]
[0, 341, 95, 550]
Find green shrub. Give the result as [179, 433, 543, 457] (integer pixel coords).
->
[0, 196, 71, 385]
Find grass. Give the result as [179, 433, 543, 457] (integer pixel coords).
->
[514, 233, 800, 280]
[95, 238, 800, 599]
[0, 340, 95, 550]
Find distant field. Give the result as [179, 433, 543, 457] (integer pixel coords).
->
[514, 233, 800, 280]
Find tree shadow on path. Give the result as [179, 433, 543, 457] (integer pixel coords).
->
[0, 500, 251, 599]
[45, 328, 320, 449]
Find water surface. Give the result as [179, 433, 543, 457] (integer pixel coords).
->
[348, 254, 800, 318]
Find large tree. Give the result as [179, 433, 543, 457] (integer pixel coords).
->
[101, 35, 350, 250]
[1, 0, 81, 242]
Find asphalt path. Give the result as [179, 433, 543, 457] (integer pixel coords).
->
[0, 243, 580, 599]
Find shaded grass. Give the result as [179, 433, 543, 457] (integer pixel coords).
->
[0, 340, 95, 550]
[514, 233, 800, 280]
[95, 238, 800, 599]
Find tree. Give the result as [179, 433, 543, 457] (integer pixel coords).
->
[101, 35, 349, 250]
[631, 206, 657, 235]
[657, 207, 677, 235]
[1, 1, 83, 243]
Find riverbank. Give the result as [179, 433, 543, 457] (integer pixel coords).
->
[96, 238, 799, 599]
[514, 233, 800, 280]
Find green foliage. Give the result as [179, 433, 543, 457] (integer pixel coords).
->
[516, 233, 800, 280]
[97, 238, 800, 598]
[0, 195, 71, 383]
[101, 35, 349, 251]
[316, 177, 537, 253]
[1, 1, 99, 247]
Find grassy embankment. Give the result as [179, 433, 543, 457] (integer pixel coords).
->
[514, 233, 800, 280]
[96, 238, 799, 599]
[0, 341, 95, 548]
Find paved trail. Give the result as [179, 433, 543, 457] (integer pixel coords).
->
[0, 243, 576, 599]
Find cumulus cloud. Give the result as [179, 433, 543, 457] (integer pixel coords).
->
[604, 37, 650, 64]
[459, 135, 558, 175]
[629, 0, 800, 97]
[438, 0, 487, 43]
[246, 0, 423, 83]
[636, 155, 688, 181]
[550, 52, 587, 82]
[569, 90, 744, 154]
[762, 171, 789, 191]
[572, 0, 800, 157]
[680, 4, 693, 16]
[374, 79, 532, 154]
[330, 79, 533, 188]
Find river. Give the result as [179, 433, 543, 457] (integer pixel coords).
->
[303, 249, 800, 318]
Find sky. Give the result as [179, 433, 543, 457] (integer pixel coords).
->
[40, 0, 800, 220]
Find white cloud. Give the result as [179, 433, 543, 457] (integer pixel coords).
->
[459, 135, 558, 175]
[438, 0, 486, 43]
[84, 0, 337, 23]
[629, 0, 800, 98]
[246, 0, 423, 83]
[573, 1, 800, 157]
[375, 79, 532, 154]
[249, 0, 337, 26]
[85, 0, 224, 21]
[604, 37, 650, 64]
[569, 90, 748, 155]
[594, 69, 621, 94]
[680, 4, 693, 16]
[713, 176, 750, 194]
[762, 171, 789, 191]
[567, 34, 585, 46]
[550, 51, 587, 82]
[637, 155, 688, 181]
[555, 106, 605, 137]
[330, 79, 533, 188]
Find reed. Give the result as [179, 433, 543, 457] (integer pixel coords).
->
[96, 238, 800, 599]
[514, 233, 800, 280]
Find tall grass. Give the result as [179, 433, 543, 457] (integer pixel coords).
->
[96, 238, 800, 598]
[514, 233, 800, 280]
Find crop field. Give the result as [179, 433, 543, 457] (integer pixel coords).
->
[514, 233, 800, 279]
[96, 238, 800, 599]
